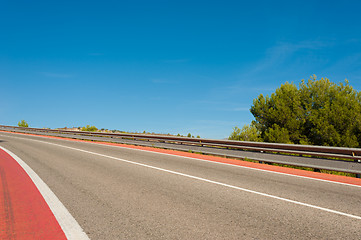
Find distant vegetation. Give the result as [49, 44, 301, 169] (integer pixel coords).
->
[230, 75, 361, 148]
[76, 126, 201, 138]
[81, 125, 98, 132]
[18, 120, 29, 127]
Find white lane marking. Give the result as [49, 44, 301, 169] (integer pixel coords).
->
[2, 132, 361, 189]
[0, 146, 90, 240]
[1, 134, 361, 220]
[101, 141, 361, 188]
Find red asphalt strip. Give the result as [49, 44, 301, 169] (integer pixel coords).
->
[0, 148, 67, 240]
[1, 130, 361, 187]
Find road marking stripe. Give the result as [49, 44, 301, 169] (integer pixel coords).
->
[3, 135, 361, 220]
[2, 132, 361, 188]
[102, 142, 361, 188]
[0, 146, 90, 240]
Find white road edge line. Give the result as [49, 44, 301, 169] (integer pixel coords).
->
[2, 135, 361, 220]
[0, 146, 90, 240]
[2, 132, 361, 188]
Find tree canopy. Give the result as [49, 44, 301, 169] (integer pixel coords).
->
[230, 76, 361, 148]
[81, 125, 98, 132]
[229, 125, 262, 142]
[18, 120, 29, 127]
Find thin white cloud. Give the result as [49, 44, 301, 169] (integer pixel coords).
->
[248, 40, 334, 75]
[323, 52, 361, 73]
[345, 38, 361, 44]
[216, 40, 334, 96]
[320, 52, 361, 90]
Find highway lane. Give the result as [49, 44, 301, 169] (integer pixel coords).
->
[5, 127, 361, 175]
[0, 131, 360, 239]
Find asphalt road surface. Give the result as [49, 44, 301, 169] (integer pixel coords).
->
[1, 131, 360, 239]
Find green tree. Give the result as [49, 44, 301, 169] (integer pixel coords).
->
[249, 75, 361, 147]
[299, 76, 361, 147]
[251, 81, 304, 143]
[81, 125, 98, 132]
[229, 124, 262, 142]
[263, 124, 292, 144]
[18, 120, 29, 127]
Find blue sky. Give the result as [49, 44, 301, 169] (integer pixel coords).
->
[1, 0, 361, 139]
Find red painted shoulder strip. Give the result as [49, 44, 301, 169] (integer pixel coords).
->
[0, 148, 67, 239]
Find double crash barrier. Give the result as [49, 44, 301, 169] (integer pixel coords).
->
[0, 125, 360, 178]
